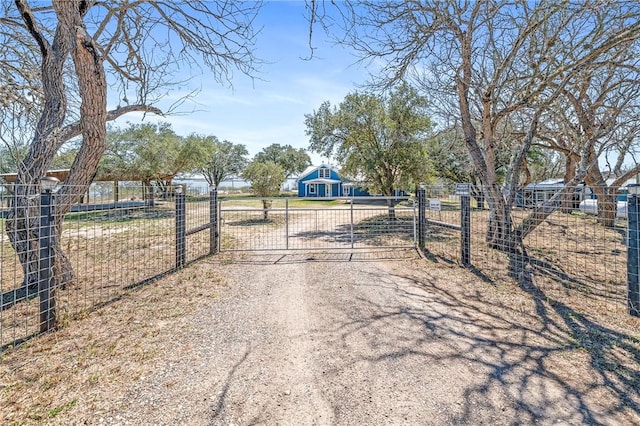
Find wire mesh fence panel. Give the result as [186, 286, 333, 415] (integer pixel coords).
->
[220, 207, 288, 251]
[351, 205, 415, 249]
[56, 201, 176, 319]
[422, 193, 463, 262]
[287, 208, 352, 249]
[519, 208, 627, 313]
[421, 184, 630, 315]
[219, 197, 416, 251]
[0, 184, 220, 348]
[0, 210, 35, 346]
[1, 184, 57, 346]
[184, 187, 215, 263]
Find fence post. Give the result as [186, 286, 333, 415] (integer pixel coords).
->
[627, 186, 640, 316]
[285, 198, 289, 250]
[210, 186, 218, 255]
[460, 193, 471, 267]
[417, 184, 426, 250]
[148, 185, 155, 207]
[39, 179, 57, 332]
[175, 185, 186, 268]
[350, 197, 355, 248]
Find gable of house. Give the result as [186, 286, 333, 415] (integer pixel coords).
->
[297, 164, 340, 181]
[297, 165, 342, 197]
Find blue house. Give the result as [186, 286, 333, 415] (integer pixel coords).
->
[297, 165, 343, 197]
[297, 165, 373, 197]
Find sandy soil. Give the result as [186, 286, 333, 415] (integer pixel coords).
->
[2, 249, 639, 425]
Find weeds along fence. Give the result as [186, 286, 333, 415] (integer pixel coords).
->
[419, 184, 632, 318]
[0, 184, 215, 349]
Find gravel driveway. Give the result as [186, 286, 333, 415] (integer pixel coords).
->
[2, 249, 639, 424]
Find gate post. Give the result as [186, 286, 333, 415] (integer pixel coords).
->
[627, 184, 640, 316]
[39, 176, 58, 332]
[417, 184, 426, 250]
[175, 185, 186, 268]
[210, 185, 218, 255]
[460, 193, 471, 267]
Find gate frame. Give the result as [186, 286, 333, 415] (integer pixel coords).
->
[217, 195, 418, 252]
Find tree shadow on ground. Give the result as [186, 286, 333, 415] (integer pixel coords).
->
[506, 250, 640, 414]
[210, 345, 251, 423]
[291, 215, 415, 248]
[226, 218, 282, 227]
[312, 264, 640, 424]
[526, 255, 625, 302]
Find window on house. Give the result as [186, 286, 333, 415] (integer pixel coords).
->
[318, 168, 330, 178]
[309, 184, 316, 194]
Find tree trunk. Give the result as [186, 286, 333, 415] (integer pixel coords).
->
[262, 199, 272, 220]
[483, 184, 518, 252]
[584, 157, 617, 228]
[6, 2, 107, 299]
[387, 198, 397, 221]
[561, 154, 578, 213]
[589, 184, 617, 228]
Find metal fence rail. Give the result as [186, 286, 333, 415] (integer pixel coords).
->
[418, 185, 631, 316]
[0, 184, 215, 349]
[218, 196, 416, 251]
[2, 180, 637, 349]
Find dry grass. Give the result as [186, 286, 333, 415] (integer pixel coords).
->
[0, 251, 638, 424]
[0, 264, 225, 424]
[0, 201, 638, 423]
[1, 201, 212, 348]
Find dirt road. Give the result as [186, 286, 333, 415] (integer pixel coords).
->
[2, 249, 639, 424]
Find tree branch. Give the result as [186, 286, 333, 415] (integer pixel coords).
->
[14, 0, 49, 57]
[58, 104, 163, 143]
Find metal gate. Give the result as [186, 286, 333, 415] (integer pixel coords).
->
[218, 196, 416, 251]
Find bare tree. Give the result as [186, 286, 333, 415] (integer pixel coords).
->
[311, 0, 640, 250]
[1, 1, 261, 291]
[535, 58, 640, 225]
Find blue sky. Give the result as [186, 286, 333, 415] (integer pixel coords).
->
[114, 1, 372, 165]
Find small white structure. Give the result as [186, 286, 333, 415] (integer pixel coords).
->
[578, 199, 628, 218]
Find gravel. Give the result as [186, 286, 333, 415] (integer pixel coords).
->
[2, 249, 639, 425]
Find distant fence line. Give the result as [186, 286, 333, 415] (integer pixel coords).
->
[0, 182, 637, 351]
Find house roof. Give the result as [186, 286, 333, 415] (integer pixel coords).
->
[525, 178, 564, 189]
[302, 178, 341, 184]
[297, 164, 340, 181]
[0, 169, 71, 184]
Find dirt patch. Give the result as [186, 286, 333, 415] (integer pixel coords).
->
[1, 249, 639, 424]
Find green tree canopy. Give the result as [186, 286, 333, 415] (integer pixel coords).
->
[243, 160, 286, 197]
[99, 122, 199, 186]
[254, 144, 311, 178]
[243, 160, 286, 219]
[189, 135, 249, 188]
[305, 83, 432, 196]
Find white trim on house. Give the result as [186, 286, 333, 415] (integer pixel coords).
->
[304, 178, 341, 184]
[297, 164, 340, 181]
